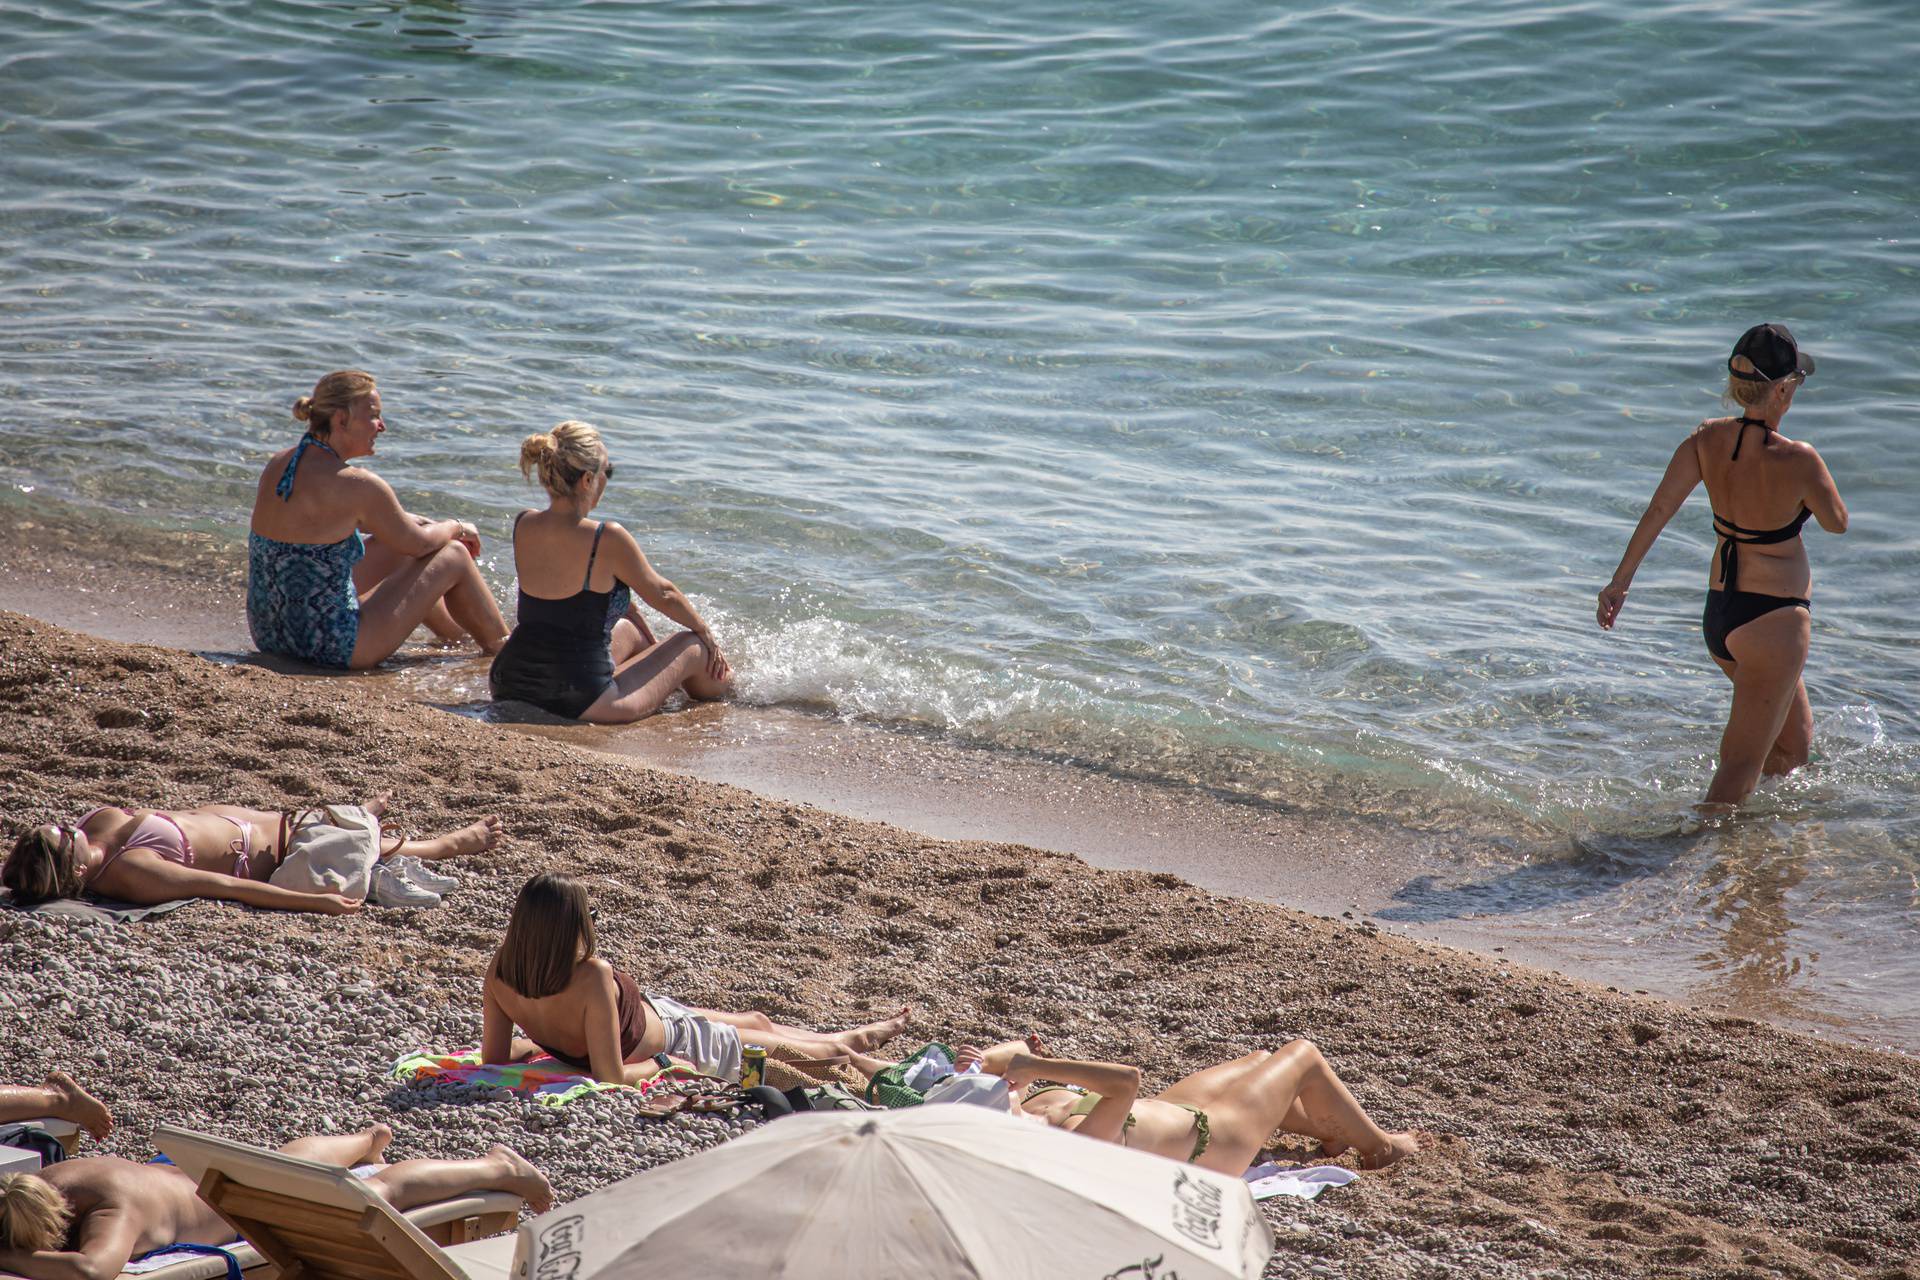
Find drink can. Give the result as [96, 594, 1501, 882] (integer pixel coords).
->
[740, 1046, 767, 1090]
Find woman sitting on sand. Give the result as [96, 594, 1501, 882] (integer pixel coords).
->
[249, 369, 508, 669]
[0, 1123, 550, 1280]
[1598, 325, 1848, 808]
[0, 1073, 112, 1143]
[982, 1041, 1429, 1174]
[489, 421, 731, 722]
[3, 797, 501, 914]
[481, 873, 906, 1085]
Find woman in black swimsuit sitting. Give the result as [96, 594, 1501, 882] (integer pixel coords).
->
[489, 421, 732, 722]
[1598, 324, 1848, 808]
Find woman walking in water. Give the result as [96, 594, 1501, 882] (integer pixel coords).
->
[248, 370, 508, 668]
[1598, 324, 1848, 808]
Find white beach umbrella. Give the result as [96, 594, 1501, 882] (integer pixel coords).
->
[496, 1105, 1273, 1280]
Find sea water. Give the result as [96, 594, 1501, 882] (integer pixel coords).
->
[1, 0, 1915, 1045]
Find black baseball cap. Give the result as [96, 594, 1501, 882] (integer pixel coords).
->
[1728, 323, 1815, 383]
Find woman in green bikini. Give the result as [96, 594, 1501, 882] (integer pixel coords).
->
[992, 1039, 1428, 1174]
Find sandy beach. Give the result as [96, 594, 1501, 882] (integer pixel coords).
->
[1, 609, 1914, 1279]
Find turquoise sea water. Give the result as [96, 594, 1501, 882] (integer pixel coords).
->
[1, 2, 1916, 1041]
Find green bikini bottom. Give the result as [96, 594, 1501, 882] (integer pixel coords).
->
[1032, 1086, 1213, 1163]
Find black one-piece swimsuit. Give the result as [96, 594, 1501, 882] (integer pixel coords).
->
[490, 518, 633, 719]
[1702, 417, 1812, 663]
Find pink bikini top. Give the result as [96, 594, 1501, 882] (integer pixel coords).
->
[75, 808, 251, 884]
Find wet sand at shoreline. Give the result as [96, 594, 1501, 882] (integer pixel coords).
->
[1, 610, 1916, 1278]
[1, 507, 1908, 1055]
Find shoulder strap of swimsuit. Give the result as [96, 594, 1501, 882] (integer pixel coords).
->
[512, 510, 530, 555]
[274, 433, 342, 501]
[1730, 416, 1770, 462]
[583, 522, 607, 591]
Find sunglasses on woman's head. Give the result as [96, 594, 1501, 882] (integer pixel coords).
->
[601, 463, 616, 480]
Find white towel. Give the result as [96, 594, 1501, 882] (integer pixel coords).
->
[1243, 1162, 1359, 1201]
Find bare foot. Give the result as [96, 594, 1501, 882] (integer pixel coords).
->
[363, 793, 392, 819]
[1358, 1130, 1436, 1171]
[48, 1071, 112, 1141]
[363, 1122, 394, 1165]
[842, 1006, 913, 1053]
[489, 1144, 554, 1213]
[438, 816, 504, 858]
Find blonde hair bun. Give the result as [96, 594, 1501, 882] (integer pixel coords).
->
[518, 432, 558, 481]
[295, 370, 377, 438]
[521, 421, 604, 496]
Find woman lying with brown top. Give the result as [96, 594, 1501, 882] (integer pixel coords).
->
[481, 872, 909, 1084]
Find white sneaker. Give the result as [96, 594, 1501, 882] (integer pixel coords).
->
[395, 856, 460, 893]
[371, 862, 442, 909]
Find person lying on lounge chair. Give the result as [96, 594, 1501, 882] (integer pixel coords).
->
[4, 795, 501, 915]
[0, 1124, 549, 1280]
[978, 1040, 1433, 1175]
[481, 872, 911, 1085]
[0, 1075, 111, 1144]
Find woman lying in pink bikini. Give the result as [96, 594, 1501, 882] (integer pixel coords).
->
[3, 796, 501, 915]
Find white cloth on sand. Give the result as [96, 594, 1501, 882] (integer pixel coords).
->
[1242, 1162, 1358, 1201]
[268, 806, 443, 908]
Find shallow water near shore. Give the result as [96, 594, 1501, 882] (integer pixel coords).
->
[2, 2, 1917, 1049]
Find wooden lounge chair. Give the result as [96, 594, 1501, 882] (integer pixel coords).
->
[149, 1126, 523, 1280]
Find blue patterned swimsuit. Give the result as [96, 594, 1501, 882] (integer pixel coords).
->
[246, 434, 364, 669]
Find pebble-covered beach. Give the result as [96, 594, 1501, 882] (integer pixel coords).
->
[1, 611, 1915, 1279]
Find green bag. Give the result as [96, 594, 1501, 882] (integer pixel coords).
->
[864, 1041, 955, 1109]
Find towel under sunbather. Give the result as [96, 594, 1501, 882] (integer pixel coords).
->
[0, 1124, 549, 1280]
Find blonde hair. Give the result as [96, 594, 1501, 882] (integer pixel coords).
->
[292, 370, 377, 439]
[519, 421, 605, 497]
[1722, 355, 1799, 411]
[0, 1173, 71, 1252]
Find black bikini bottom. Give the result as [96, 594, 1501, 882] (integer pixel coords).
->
[1702, 589, 1809, 663]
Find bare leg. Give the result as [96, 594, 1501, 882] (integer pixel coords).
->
[279, 1123, 394, 1168]
[582, 632, 732, 724]
[356, 540, 464, 641]
[0, 1073, 112, 1140]
[610, 618, 646, 665]
[1160, 1040, 1423, 1175]
[351, 544, 508, 667]
[691, 1006, 911, 1055]
[1703, 609, 1810, 808]
[391, 817, 504, 862]
[1762, 678, 1813, 777]
[364, 1145, 553, 1214]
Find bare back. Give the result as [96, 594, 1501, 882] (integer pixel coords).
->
[39, 1157, 234, 1266]
[512, 510, 628, 598]
[484, 957, 667, 1064]
[250, 444, 365, 545]
[1693, 417, 1821, 598]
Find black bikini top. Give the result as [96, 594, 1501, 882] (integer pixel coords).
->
[1714, 417, 1811, 592]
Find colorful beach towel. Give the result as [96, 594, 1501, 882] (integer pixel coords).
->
[393, 1049, 695, 1107]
